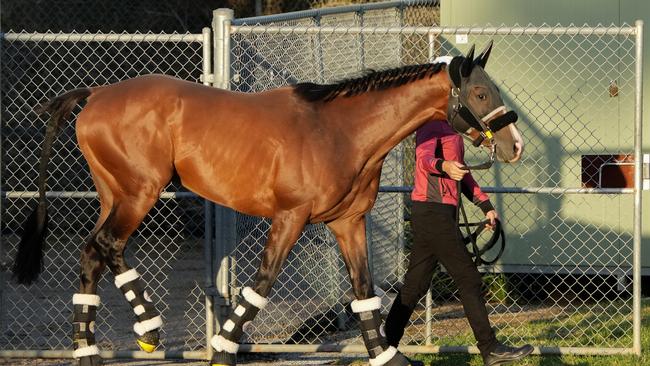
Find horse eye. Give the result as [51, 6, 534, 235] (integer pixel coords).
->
[478, 94, 487, 101]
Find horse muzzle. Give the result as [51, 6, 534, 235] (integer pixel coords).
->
[471, 106, 519, 148]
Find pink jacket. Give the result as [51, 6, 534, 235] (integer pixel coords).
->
[411, 120, 494, 214]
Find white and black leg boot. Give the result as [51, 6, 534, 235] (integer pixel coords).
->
[351, 297, 410, 366]
[114, 269, 163, 352]
[72, 294, 102, 366]
[210, 287, 269, 366]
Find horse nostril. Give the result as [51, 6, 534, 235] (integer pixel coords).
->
[507, 142, 523, 163]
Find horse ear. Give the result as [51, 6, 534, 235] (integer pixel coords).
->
[461, 44, 475, 77]
[475, 40, 493, 68]
[449, 56, 464, 86]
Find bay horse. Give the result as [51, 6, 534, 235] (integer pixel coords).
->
[13, 42, 523, 366]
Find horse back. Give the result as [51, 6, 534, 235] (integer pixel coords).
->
[77, 74, 362, 219]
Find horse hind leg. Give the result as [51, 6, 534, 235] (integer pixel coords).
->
[70, 188, 116, 366]
[73, 230, 108, 366]
[113, 268, 162, 353]
[210, 205, 310, 366]
[73, 189, 163, 366]
[95, 196, 164, 353]
[72, 191, 161, 366]
[73, 101, 173, 362]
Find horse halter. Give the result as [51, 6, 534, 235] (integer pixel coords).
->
[442, 43, 516, 266]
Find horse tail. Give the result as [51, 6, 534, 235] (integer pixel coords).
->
[12, 88, 92, 285]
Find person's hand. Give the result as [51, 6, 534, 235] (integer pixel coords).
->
[441, 160, 468, 181]
[485, 210, 498, 230]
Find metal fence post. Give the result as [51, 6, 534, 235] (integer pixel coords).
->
[255, 0, 263, 16]
[424, 32, 435, 344]
[315, 14, 325, 83]
[211, 7, 236, 344]
[357, 9, 365, 70]
[213, 8, 234, 90]
[0, 32, 4, 342]
[632, 19, 644, 357]
[425, 289, 433, 345]
[201, 26, 216, 360]
[204, 198, 215, 360]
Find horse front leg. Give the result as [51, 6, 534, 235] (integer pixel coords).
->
[210, 205, 310, 366]
[328, 216, 411, 366]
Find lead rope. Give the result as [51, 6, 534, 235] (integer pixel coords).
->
[456, 179, 482, 266]
[455, 179, 506, 266]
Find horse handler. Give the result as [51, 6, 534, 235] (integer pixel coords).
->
[383, 119, 533, 366]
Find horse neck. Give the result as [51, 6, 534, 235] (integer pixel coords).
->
[328, 71, 450, 160]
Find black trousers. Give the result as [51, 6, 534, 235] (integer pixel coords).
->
[385, 201, 498, 356]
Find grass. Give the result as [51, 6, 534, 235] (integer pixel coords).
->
[402, 299, 650, 366]
[344, 299, 649, 365]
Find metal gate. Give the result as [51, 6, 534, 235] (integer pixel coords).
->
[0, 31, 214, 359]
[216, 9, 644, 358]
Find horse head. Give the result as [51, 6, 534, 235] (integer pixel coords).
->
[446, 41, 524, 164]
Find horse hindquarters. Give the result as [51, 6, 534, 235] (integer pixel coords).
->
[71, 101, 176, 363]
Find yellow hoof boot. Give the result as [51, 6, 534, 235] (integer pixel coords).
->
[136, 339, 157, 353]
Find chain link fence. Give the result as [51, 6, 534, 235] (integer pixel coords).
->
[0, 0, 643, 361]
[0, 32, 211, 355]
[225, 13, 642, 354]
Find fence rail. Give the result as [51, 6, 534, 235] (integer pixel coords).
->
[378, 186, 637, 194]
[231, 25, 638, 35]
[1, 32, 205, 42]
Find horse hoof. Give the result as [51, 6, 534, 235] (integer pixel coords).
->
[384, 351, 411, 366]
[136, 330, 159, 353]
[137, 339, 157, 353]
[405, 357, 425, 366]
[210, 351, 237, 366]
[78, 355, 103, 366]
